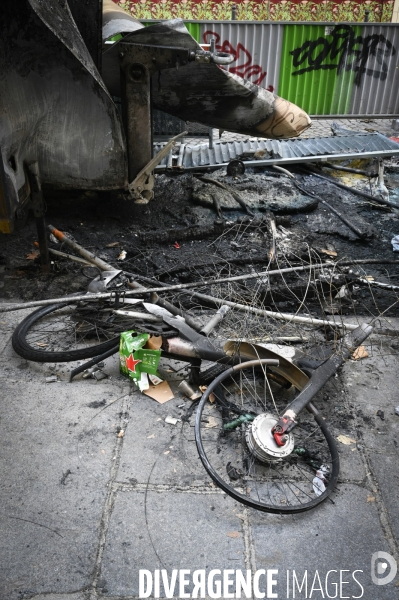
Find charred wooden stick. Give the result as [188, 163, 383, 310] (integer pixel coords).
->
[323, 162, 378, 177]
[292, 180, 371, 239]
[211, 192, 223, 219]
[139, 222, 225, 244]
[198, 176, 255, 216]
[49, 248, 93, 266]
[265, 210, 277, 262]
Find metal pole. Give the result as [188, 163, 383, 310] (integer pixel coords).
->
[27, 162, 50, 272]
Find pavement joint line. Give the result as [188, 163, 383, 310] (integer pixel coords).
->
[113, 479, 369, 492]
[341, 380, 399, 561]
[336, 478, 367, 485]
[361, 446, 399, 561]
[90, 393, 132, 596]
[0, 333, 12, 358]
[242, 507, 256, 589]
[112, 481, 226, 494]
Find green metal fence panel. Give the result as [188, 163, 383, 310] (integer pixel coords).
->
[278, 24, 361, 115]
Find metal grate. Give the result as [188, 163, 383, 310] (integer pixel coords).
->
[154, 132, 399, 172]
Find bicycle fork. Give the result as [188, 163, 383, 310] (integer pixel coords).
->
[272, 323, 373, 446]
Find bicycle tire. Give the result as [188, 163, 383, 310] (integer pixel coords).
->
[12, 302, 121, 362]
[195, 360, 339, 514]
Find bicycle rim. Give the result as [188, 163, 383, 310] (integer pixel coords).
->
[12, 301, 130, 362]
[195, 360, 339, 514]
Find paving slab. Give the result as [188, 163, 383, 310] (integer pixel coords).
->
[100, 490, 246, 597]
[251, 484, 397, 600]
[369, 453, 399, 542]
[0, 379, 123, 600]
[117, 393, 210, 487]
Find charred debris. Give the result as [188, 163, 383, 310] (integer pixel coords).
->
[2, 140, 399, 347]
[3, 133, 399, 513]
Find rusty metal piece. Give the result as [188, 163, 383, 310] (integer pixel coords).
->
[200, 305, 230, 336]
[224, 340, 309, 391]
[27, 162, 50, 272]
[127, 132, 187, 203]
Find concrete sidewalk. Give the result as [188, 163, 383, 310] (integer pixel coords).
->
[1, 303, 398, 600]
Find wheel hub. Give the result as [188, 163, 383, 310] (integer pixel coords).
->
[245, 413, 295, 462]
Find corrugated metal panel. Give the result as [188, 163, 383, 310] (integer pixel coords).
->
[154, 132, 399, 170]
[348, 25, 399, 116]
[199, 22, 284, 91]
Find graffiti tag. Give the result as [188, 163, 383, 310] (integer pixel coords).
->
[290, 24, 395, 85]
[203, 30, 273, 90]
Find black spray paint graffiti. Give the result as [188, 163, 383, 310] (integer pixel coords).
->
[290, 24, 396, 85]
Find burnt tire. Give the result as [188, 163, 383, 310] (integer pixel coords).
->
[12, 302, 120, 363]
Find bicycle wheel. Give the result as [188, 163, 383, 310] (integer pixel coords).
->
[195, 359, 339, 514]
[12, 300, 134, 362]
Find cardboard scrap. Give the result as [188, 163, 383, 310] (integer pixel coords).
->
[205, 416, 218, 428]
[352, 346, 369, 361]
[337, 434, 357, 445]
[367, 495, 376, 503]
[119, 331, 161, 392]
[144, 380, 174, 403]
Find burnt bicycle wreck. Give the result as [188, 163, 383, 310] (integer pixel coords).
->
[6, 216, 399, 514]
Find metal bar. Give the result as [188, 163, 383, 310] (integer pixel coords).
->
[155, 149, 399, 173]
[200, 305, 230, 336]
[3, 259, 399, 313]
[301, 167, 398, 210]
[48, 248, 93, 266]
[47, 224, 116, 272]
[121, 61, 152, 182]
[69, 343, 120, 382]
